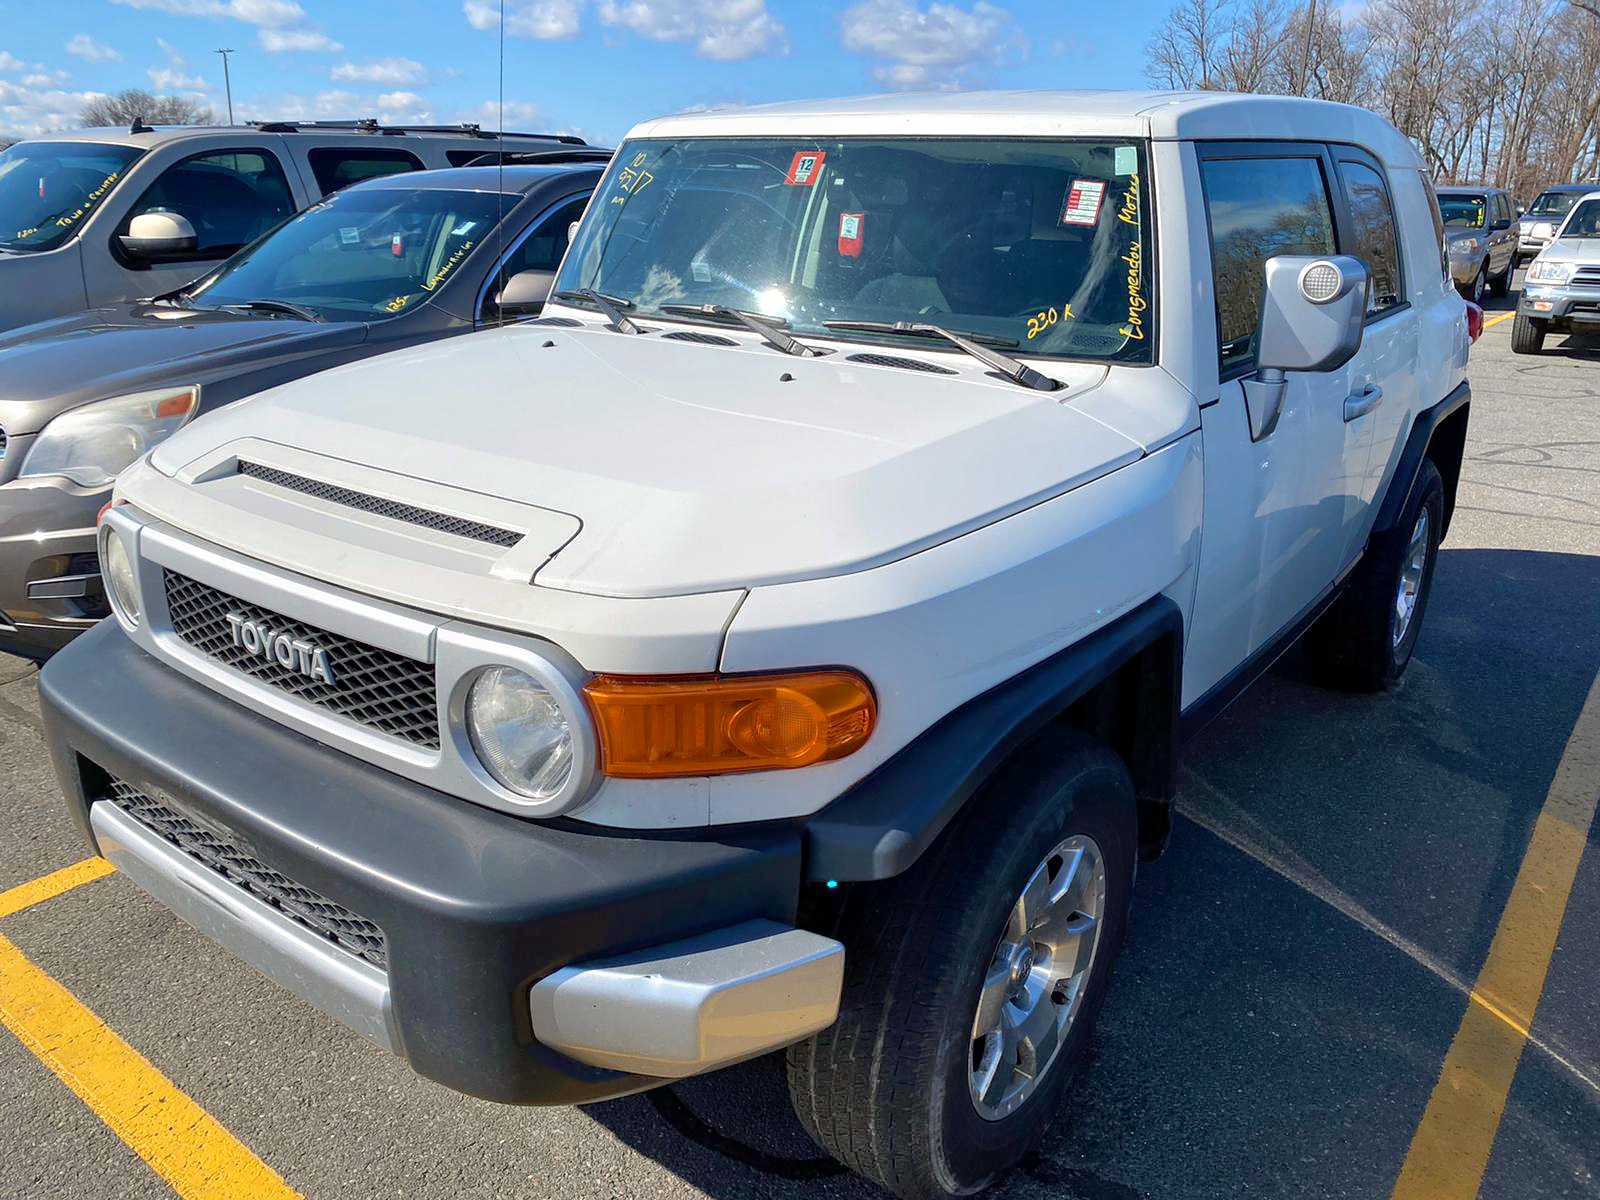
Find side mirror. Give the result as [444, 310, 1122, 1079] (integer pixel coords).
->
[1517, 206, 1527, 217]
[1490, 217, 1512, 231]
[1244, 254, 1368, 441]
[121, 211, 199, 260]
[494, 269, 555, 318]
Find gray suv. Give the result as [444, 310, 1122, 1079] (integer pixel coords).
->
[1436, 185, 1518, 301]
[1519, 183, 1595, 262]
[0, 120, 593, 333]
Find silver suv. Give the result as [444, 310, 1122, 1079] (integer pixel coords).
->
[0, 120, 593, 333]
[1436, 184, 1517, 302]
[1518, 183, 1594, 262]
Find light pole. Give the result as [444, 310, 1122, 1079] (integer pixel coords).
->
[216, 48, 235, 124]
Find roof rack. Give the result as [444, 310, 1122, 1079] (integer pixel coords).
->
[245, 119, 586, 145]
[458, 147, 614, 168]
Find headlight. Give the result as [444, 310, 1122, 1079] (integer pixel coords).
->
[465, 666, 575, 800]
[21, 386, 199, 489]
[98, 522, 140, 628]
[1527, 259, 1576, 285]
[1533, 222, 1555, 238]
[1449, 237, 1481, 256]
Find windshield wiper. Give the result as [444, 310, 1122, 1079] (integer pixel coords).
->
[221, 299, 324, 323]
[660, 303, 825, 357]
[556, 288, 642, 334]
[822, 320, 1059, 391]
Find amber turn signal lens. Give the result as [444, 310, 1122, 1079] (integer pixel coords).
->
[584, 669, 876, 778]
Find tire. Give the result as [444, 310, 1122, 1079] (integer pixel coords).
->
[1511, 313, 1547, 355]
[1465, 261, 1487, 304]
[1303, 458, 1445, 693]
[787, 730, 1136, 1199]
[1489, 254, 1512, 298]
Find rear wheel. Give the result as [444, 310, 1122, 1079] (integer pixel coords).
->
[787, 731, 1136, 1199]
[1511, 313, 1547, 355]
[1304, 459, 1444, 693]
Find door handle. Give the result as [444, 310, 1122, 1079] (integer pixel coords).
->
[1344, 384, 1383, 422]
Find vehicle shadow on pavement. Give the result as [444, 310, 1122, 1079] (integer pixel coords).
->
[584, 547, 1600, 1200]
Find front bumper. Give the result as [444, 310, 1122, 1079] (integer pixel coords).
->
[41, 620, 841, 1105]
[1517, 284, 1600, 324]
[1448, 252, 1485, 287]
[0, 463, 111, 656]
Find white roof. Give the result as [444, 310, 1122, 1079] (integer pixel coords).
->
[631, 89, 1424, 170]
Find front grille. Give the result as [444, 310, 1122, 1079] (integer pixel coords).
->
[104, 778, 387, 968]
[238, 461, 523, 549]
[164, 570, 440, 749]
[0, 426, 7, 460]
[846, 353, 958, 375]
[1572, 266, 1600, 288]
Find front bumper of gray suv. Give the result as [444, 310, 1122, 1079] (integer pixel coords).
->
[0, 444, 111, 657]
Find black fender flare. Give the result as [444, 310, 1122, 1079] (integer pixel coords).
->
[802, 595, 1184, 883]
[1372, 379, 1470, 540]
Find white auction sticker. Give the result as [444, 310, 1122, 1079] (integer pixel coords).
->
[1060, 179, 1107, 226]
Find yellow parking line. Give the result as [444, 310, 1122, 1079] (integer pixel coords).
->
[0, 857, 115, 919]
[1484, 310, 1516, 329]
[0, 858, 302, 1198]
[1391, 668, 1600, 1199]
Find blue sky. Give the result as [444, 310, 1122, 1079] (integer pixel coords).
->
[0, 1, 1169, 144]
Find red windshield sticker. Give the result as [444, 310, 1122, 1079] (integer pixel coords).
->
[785, 151, 827, 187]
[1060, 179, 1106, 226]
[838, 211, 865, 257]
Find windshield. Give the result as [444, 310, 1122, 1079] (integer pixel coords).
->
[1438, 195, 1486, 229]
[1557, 198, 1600, 240]
[0, 141, 141, 253]
[1530, 190, 1581, 217]
[183, 186, 511, 321]
[557, 137, 1154, 362]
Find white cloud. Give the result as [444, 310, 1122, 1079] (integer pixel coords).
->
[65, 35, 122, 63]
[112, 0, 340, 55]
[465, 0, 583, 39]
[840, 0, 1021, 88]
[596, 0, 786, 60]
[149, 67, 212, 90]
[258, 28, 343, 52]
[21, 73, 55, 87]
[331, 57, 428, 85]
[0, 51, 23, 71]
[469, 0, 785, 59]
[0, 80, 108, 138]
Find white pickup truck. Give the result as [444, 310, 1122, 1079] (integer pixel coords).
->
[41, 91, 1471, 1198]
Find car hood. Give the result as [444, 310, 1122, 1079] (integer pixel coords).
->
[1444, 227, 1487, 244]
[151, 322, 1154, 598]
[0, 304, 367, 436]
[1539, 236, 1600, 264]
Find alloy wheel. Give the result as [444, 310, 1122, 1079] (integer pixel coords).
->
[1393, 507, 1431, 648]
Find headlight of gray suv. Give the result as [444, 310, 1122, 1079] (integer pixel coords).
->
[20, 386, 200, 489]
[1448, 237, 1482, 257]
[1526, 259, 1576, 285]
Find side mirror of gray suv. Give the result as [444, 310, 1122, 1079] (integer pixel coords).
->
[1244, 254, 1368, 442]
[121, 211, 199, 261]
[496, 269, 556, 318]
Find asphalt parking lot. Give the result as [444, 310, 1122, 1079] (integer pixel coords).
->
[1, 276, 1597, 1200]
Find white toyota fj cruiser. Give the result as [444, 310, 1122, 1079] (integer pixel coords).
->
[42, 91, 1471, 1198]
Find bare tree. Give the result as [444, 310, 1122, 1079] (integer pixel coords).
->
[81, 90, 214, 129]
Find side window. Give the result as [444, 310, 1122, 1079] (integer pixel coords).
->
[482, 196, 589, 318]
[1418, 174, 1448, 283]
[1199, 154, 1337, 377]
[121, 149, 294, 261]
[307, 148, 423, 194]
[1336, 159, 1402, 314]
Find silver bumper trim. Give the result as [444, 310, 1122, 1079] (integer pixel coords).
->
[528, 920, 844, 1078]
[89, 800, 398, 1052]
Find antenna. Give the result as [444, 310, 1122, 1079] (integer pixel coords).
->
[495, 0, 508, 324]
[216, 48, 236, 125]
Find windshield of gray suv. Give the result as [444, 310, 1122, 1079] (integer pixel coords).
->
[0, 141, 141, 253]
[1557, 198, 1600, 239]
[180, 185, 511, 321]
[1529, 190, 1581, 217]
[556, 137, 1154, 362]
[1438, 195, 1486, 228]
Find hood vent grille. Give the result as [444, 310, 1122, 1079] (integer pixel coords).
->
[238, 461, 523, 548]
[846, 353, 958, 375]
[662, 330, 738, 346]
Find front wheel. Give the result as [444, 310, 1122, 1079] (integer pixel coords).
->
[1489, 255, 1512, 297]
[787, 731, 1136, 1199]
[1465, 262, 1488, 304]
[1511, 313, 1547, 354]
